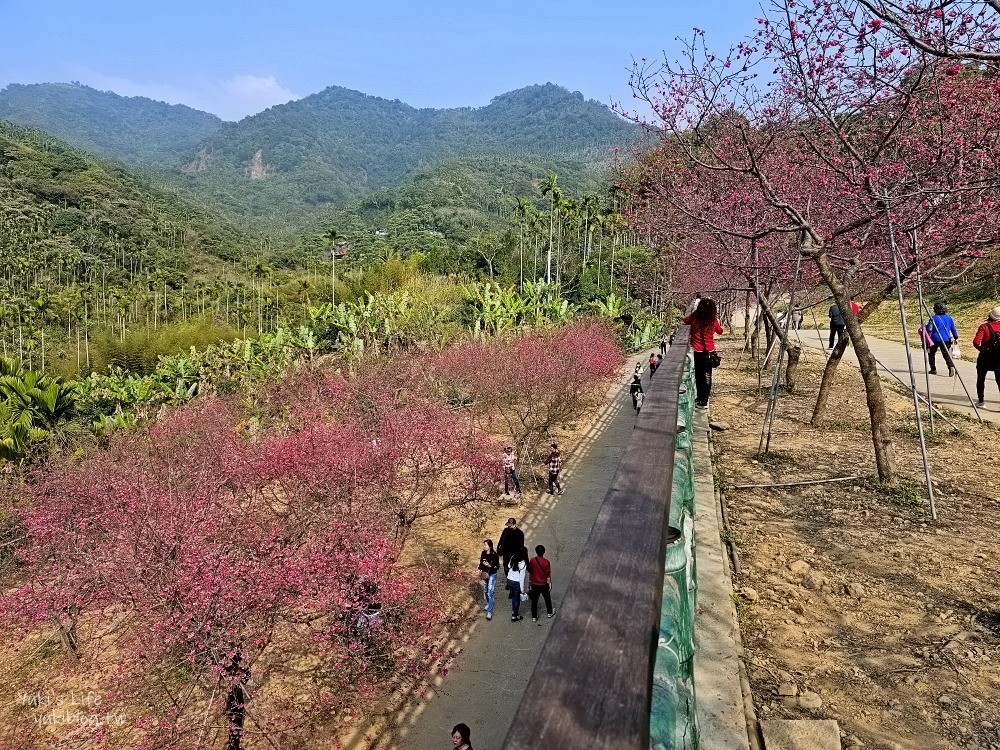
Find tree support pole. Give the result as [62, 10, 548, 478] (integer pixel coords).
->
[758, 253, 802, 455]
[913, 253, 936, 433]
[871, 354, 961, 433]
[887, 213, 937, 520]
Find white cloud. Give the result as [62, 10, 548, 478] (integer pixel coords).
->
[220, 75, 299, 118]
[69, 69, 301, 121]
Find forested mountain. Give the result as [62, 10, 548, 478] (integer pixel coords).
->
[297, 153, 605, 261]
[183, 83, 636, 227]
[0, 81, 638, 232]
[0, 121, 245, 272]
[0, 121, 251, 371]
[0, 83, 224, 167]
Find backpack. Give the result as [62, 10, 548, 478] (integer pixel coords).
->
[983, 323, 1000, 362]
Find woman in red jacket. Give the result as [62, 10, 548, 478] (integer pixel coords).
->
[683, 297, 724, 408]
[972, 305, 1000, 408]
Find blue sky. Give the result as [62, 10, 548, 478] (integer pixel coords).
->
[3, 1, 764, 121]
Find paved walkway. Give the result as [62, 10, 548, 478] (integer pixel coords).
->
[797, 329, 1000, 425]
[396, 370, 643, 750]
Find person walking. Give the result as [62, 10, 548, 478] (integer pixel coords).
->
[683, 297, 724, 409]
[527, 544, 555, 624]
[660, 332, 668, 355]
[648, 352, 658, 375]
[828, 303, 847, 348]
[791, 308, 803, 331]
[972, 306, 1000, 408]
[478, 539, 500, 621]
[547, 443, 563, 495]
[501, 446, 522, 496]
[506, 547, 528, 622]
[630, 375, 645, 417]
[496, 517, 524, 576]
[925, 302, 959, 376]
[451, 723, 474, 750]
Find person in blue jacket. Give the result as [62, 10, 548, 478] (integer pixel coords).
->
[925, 302, 959, 376]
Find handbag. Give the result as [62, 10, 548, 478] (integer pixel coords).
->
[708, 351, 721, 369]
[950, 342, 962, 359]
[520, 593, 528, 602]
[479, 570, 490, 581]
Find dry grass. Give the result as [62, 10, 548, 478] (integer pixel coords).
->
[713, 343, 1000, 750]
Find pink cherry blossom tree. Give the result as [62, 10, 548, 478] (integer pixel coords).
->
[620, 1, 1000, 479]
[2, 400, 446, 749]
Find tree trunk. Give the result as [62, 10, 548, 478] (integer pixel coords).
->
[812, 337, 850, 425]
[749, 281, 801, 390]
[224, 651, 249, 750]
[811, 267, 915, 425]
[813, 251, 896, 481]
[784, 344, 801, 391]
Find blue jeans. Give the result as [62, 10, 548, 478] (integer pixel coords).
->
[507, 581, 522, 616]
[483, 573, 496, 613]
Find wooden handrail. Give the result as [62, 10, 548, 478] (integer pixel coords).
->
[502, 327, 691, 750]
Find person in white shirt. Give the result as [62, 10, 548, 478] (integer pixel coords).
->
[506, 547, 528, 622]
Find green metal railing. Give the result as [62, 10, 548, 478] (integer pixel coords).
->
[650, 354, 698, 749]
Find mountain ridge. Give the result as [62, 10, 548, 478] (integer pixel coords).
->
[0, 81, 639, 231]
[0, 82, 224, 167]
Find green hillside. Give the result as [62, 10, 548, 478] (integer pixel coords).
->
[0, 81, 639, 232]
[0, 121, 257, 372]
[0, 83, 224, 167]
[183, 83, 636, 227]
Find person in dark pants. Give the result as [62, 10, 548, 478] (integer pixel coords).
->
[925, 302, 959, 376]
[972, 306, 1000, 407]
[506, 547, 528, 622]
[547, 443, 563, 495]
[527, 544, 554, 623]
[496, 518, 524, 576]
[683, 298, 724, 409]
[501, 446, 522, 495]
[828, 303, 847, 348]
[479, 539, 500, 621]
[629, 374, 644, 411]
[648, 352, 658, 375]
[660, 333, 668, 355]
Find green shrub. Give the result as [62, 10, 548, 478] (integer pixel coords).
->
[91, 319, 239, 374]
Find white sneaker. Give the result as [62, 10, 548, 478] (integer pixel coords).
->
[486, 612, 492, 620]
[976, 399, 986, 408]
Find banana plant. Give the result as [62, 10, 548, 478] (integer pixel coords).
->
[590, 292, 626, 320]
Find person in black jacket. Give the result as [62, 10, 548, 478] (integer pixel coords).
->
[496, 518, 524, 576]
[629, 374, 644, 412]
[478, 540, 500, 620]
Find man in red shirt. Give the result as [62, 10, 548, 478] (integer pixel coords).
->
[527, 545, 554, 623]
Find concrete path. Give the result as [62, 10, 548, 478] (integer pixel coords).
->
[796, 329, 999, 425]
[397, 370, 643, 750]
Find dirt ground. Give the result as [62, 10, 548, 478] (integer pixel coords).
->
[710, 342, 1000, 750]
